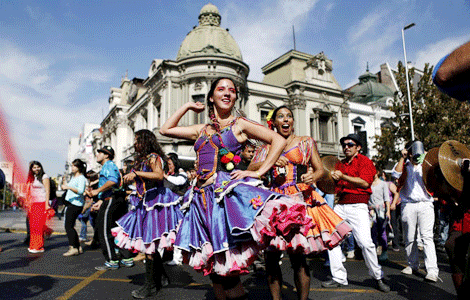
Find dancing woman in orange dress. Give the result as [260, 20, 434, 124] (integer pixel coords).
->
[250, 106, 351, 300]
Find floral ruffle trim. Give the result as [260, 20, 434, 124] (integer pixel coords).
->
[111, 226, 177, 254]
[180, 241, 259, 277]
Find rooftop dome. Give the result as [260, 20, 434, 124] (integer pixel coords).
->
[176, 3, 243, 61]
[349, 66, 395, 104]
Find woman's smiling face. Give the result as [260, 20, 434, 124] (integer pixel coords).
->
[209, 79, 237, 112]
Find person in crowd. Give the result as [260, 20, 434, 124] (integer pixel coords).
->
[322, 134, 390, 293]
[369, 169, 391, 262]
[389, 177, 402, 252]
[435, 197, 451, 252]
[162, 152, 188, 267]
[61, 159, 87, 256]
[237, 142, 255, 171]
[160, 77, 315, 300]
[78, 195, 93, 242]
[26, 161, 52, 253]
[433, 40, 470, 101]
[250, 105, 351, 300]
[393, 141, 439, 282]
[87, 146, 134, 270]
[0, 168, 4, 190]
[84, 170, 100, 248]
[111, 130, 182, 299]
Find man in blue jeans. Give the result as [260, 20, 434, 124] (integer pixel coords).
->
[87, 146, 134, 270]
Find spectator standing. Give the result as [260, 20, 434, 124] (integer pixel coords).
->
[26, 161, 51, 253]
[393, 141, 439, 282]
[369, 169, 391, 262]
[322, 134, 390, 293]
[62, 159, 87, 256]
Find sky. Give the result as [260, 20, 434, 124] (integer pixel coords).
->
[0, 0, 469, 177]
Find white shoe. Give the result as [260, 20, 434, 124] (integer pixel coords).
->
[425, 273, 441, 282]
[401, 266, 417, 275]
[63, 246, 79, 257]
[28, 248, 45, 253]
[347, 250, 355, 259]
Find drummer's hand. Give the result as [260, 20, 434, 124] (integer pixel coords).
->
[460, 158, 470, 173]
[331, 170, 343, 181]
[274, 156, 289, 167]
[230, 170, 257, 180]
[301, 167, 314, 185]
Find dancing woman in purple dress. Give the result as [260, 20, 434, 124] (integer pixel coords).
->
[112, 129, 183, 299]
[160, 77, 315, 300]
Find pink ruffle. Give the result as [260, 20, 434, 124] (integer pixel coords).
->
[182, 241, 259, 276]
[111, 226, 177, 254]
[250, 197, 315, 250]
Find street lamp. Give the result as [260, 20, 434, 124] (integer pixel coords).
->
[402, 22, 415, 140]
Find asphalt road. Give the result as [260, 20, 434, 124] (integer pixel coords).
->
[0, 209, 458, 300]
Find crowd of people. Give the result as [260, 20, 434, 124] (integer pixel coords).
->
[15, 38, 470, 299]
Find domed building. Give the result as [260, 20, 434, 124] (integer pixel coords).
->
[75, 3, 385, 169]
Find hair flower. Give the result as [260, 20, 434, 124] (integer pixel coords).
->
[225, 152, 234, 160]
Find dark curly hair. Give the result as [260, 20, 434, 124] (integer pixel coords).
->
[134, 129, 166, 169]
[206, 77, 238, 134]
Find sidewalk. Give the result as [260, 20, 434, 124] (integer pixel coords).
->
[0, 209, 92, 235]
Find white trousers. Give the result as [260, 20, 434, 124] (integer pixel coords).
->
[401, 201, 439, 276]
[327, 203, 383, 285]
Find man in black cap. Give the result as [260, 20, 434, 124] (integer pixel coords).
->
[87, 146, 133, 270]
[322, 134, 390, 293]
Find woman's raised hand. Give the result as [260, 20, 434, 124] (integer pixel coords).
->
[187, 101, 205, 113]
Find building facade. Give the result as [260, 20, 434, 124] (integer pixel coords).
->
[69, 3, 398, 170]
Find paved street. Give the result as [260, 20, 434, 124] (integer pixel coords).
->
[0, 209, 458, 299]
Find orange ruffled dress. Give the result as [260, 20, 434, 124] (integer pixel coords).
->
[252, 137, 351, 254]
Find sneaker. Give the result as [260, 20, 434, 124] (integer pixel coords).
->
[95, 260, 119, 270]
[28, 248, 45, 253]
[120, 258, 134, 268]
[376, 279, 390, 293]
[133, 252, 146, 262]
[347, 250, 355, 259]
[401, 266, 418, 275]
[321, 279, 346, 288]
[425, 273, 441, 282]
[63, 246, 79, 257]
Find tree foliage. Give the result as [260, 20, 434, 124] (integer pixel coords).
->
[373, 61, 470, 169]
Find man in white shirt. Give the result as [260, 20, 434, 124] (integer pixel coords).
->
[393, 141, 439, 282]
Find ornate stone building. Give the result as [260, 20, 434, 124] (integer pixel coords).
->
[70, 3, 397, 169]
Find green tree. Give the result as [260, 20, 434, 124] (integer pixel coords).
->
[373, 61, 470, 169]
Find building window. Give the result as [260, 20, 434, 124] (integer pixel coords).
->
[319, 115, 329, 142]
[354, 125, 362, 134]
[260, 109, 270, 127]
[192, 94, 205, 124]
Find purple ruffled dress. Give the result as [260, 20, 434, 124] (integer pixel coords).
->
[112, 154, 184, 254]
[175, 118, 316, 276]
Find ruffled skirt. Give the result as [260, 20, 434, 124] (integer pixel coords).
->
[112, 187, 183, 254]
[175, 171, 315, 276]
[272, 185, 351, 254]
